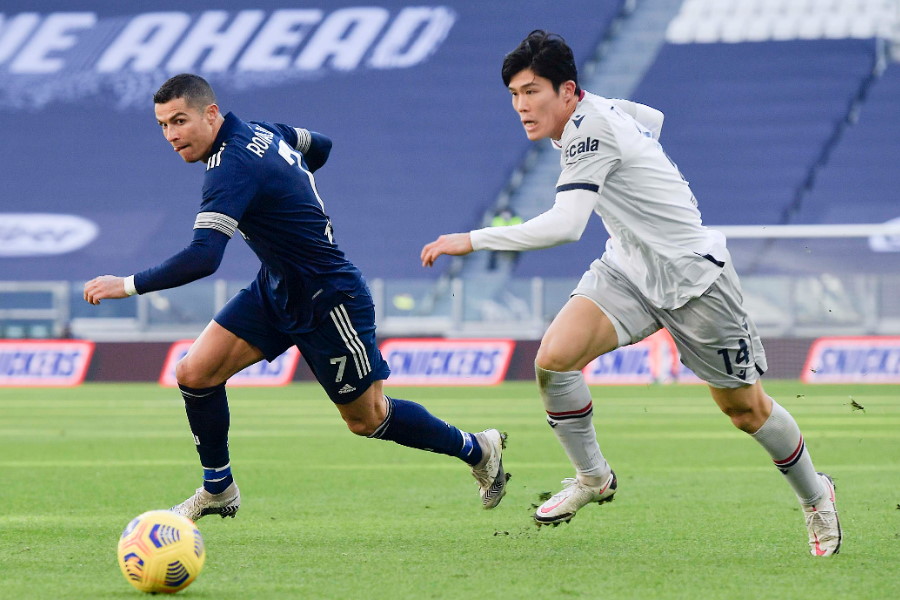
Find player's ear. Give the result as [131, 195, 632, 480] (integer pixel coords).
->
[205, 103, 220, 122]
[562, 80, 577, 100]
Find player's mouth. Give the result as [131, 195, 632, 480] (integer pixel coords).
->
[522, 120, 537, 131]
[174, 144, 188, 153]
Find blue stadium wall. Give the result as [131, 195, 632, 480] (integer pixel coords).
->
[1, 1, 614, 281]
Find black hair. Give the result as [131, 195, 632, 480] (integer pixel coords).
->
[153, 73, 216, 109]
[501, 30, 580, 94]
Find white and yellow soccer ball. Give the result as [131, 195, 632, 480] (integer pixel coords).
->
[117, 510, 206, 594]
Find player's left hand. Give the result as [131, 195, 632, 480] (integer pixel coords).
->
[421, 233, 474, 267]
[83, 275, 128, 304]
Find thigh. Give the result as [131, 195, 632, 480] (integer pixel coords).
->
[537, 296, 620, 371]
[293, 293, 391, 404]
[214, 286, 293, 362]
[662, 264, 768, 389]
[572, 259, 661, 347]
[178, 320, 265, 387]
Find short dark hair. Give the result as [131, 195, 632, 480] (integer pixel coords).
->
[153, 73, 216, 109]
[501, 30, 580, 94]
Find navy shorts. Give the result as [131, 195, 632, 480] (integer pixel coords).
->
[214, 286, 391, 404]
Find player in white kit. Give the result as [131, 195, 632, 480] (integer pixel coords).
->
[421, 30, 841, 556]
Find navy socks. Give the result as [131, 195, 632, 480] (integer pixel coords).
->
[177, 386, 482, 494]
[369, 396, 483, 466]
[179, 383, 233, 494]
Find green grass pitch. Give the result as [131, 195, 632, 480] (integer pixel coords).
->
[1, 381, 898, 599]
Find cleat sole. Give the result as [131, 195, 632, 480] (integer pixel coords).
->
[534, 513, 575, 527]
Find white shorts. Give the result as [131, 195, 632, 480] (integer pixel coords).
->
[572, 256, 767, 389]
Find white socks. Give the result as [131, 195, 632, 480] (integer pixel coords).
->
[536, 365, 609, 483]
[752, 400, 825, 505]
[536, 364, 823, 504]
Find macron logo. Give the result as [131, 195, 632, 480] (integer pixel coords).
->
[338, 384, 357, 394]
[572, 115, 585, 128]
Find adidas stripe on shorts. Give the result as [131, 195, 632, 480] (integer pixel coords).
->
[214, 284, 390, 403]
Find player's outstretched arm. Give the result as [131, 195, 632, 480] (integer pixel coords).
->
[83, 228, 230, 305]
[83, 275, 129, 305]
[420, 233, 474, 267]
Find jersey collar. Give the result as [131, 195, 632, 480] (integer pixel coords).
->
[206, 111, 241, 160]
[551, 91, 587, 150]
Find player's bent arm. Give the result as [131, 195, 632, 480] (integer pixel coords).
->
[305, 132, 332, 172]
[275, 123, 332, 171]
[469, 188, 596, 252]
[611, 99, 664, 139]
[294, 128, 331, 172]
[132, 228, 230, 294]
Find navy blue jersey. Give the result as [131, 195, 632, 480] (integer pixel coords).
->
[135, 112, 364, 333]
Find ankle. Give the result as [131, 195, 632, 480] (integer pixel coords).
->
[576, 473, 608, 489]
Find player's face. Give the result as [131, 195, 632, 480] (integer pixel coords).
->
[508, 69, 576, 141]
[154, 98, 220, 163]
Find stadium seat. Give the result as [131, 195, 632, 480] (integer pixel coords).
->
[629, 39, 877, 227]
[759, 64, 900, 275]
[795, 64, 899, 226]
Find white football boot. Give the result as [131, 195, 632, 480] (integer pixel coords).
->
[170, 482, 241, 521]
[803, 472, 842, 556]
[534, 470, 617, 526]
[471, 429, 510, 509]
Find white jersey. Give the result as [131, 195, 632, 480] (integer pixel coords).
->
[472, 92, 728, 309]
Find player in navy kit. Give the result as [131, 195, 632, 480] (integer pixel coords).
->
[83, 74, 508, 519]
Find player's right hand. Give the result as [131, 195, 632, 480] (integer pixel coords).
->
[420, 233, 474, 267]
[83, 275, 128, 304]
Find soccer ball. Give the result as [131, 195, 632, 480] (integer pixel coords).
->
[117, 510, 206, 594]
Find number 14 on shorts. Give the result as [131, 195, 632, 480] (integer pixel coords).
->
[717, 339, 751, 379]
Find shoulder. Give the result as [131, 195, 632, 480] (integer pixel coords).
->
[206, 122, 284, 175]
[204, 141, 250, 177]
[202, 139, 260, 196]
[563, 94, 615, 137]
[560, 98, 617, 167]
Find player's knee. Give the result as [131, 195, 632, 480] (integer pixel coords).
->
[720, 404, 769, 433]
[714, 385, 771, 433]
[342, 415, 377, 437]
[175, 359, 203, 389]
[535, 349, 572, 374]
[721, 407, 756, 432]
[175, 356, 226, 389]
